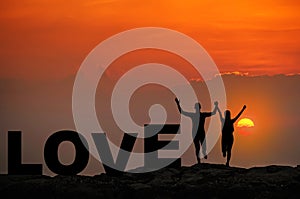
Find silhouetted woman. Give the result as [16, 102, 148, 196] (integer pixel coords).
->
[217, 105, 246, 166]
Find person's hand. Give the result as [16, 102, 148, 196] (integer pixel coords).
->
[214, 101, 218, 106]
[243, 105, 246, 109]
[175, 98, 180, 104]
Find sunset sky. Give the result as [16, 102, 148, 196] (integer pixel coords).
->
[0, 0, 300, 175]
[1, 0, 300, 79]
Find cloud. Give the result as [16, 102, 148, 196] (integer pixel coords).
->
[218, 71, 249, 76]
[190, 71, 250, 82]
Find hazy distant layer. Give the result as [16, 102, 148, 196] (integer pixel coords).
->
[0, 74, 299, 176]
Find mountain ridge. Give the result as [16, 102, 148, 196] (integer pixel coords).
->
[1, 163, 300, 198]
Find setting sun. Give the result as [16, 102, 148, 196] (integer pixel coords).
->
[237, 118, 254, 128]
[237, 118, 254, 136]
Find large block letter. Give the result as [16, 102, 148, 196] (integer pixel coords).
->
[8, 131, 42, 175]
[44, 130, 89, 175]
[144, 124, 181, 170]
[92, 133, 137, 175]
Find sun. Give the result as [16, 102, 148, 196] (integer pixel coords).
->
[237, 118, 254, 135]
[237, 118, 254, 128]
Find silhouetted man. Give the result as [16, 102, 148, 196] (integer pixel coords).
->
[175, 98, 218, 164]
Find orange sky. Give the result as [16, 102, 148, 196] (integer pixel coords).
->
[1, 1, 300, 175]
[1, 0, 300, 80]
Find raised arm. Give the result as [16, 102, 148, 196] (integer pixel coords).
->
[175, 98, 193, 118]
[211, 101, 218, 115]
[217, 106, 224, 123]
[201, 101, 218, 117]
[232, 105, 246, 123]
[175, 98, 181, 113]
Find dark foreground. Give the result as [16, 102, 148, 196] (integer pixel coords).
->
[1, 164, 300, 199]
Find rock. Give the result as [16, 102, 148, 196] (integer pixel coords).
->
[1, 163, 300, 198]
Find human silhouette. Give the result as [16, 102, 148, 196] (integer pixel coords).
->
[216, 105, 246, 167]
[175, 98, 218, 164]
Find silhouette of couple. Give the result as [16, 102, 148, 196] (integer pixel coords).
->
[175, 98, 246, 166]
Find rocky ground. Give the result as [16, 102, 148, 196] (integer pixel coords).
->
[1, 163, 300, 198]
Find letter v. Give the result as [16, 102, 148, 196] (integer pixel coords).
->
[92, 133, 137, 172]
